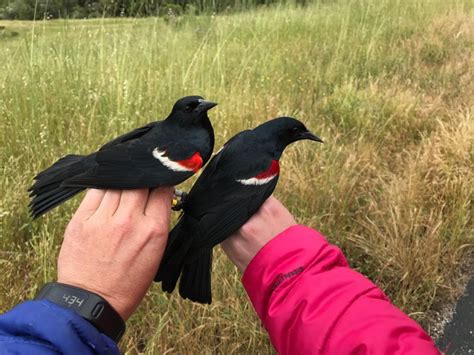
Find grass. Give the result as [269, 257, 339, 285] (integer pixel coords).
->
[0, 0, 473, 353]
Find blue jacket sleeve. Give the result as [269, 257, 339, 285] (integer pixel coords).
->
[0, 300, 120, 354]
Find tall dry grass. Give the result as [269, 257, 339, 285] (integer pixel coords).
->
[0, 0, 473, 353]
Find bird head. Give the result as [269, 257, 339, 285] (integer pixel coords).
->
[169, 96, 218, 125]
[255, 116, 323, 155]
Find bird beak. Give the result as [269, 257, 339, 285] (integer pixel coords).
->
[300, 131, 324, 143]
[196, 99, 218, 113]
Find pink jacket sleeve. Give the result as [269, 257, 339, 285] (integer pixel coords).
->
[242, 225, 440, 355]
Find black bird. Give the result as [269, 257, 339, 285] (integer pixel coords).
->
[155, 117, 323, 304]
[29, 96, 217, 219]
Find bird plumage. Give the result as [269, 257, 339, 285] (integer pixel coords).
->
[29, 96, 216, 219]
[155, 116, 323, 303]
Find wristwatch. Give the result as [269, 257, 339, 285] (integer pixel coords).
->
[35, 282, 126, 342]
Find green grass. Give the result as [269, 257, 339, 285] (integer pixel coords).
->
[1, 0, 473, 353]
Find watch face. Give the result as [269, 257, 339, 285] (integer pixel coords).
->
[36, 282, 126, 342]
[45, 286, 90, 310]
[61, 293, 87, 308]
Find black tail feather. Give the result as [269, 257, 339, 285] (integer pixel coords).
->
[179, 248, 213, 304]
[31, 187, 83, 219]
[30, 155, 84, 188]
[30, 185, 72, 206]
[29, 154, 86, 219]
[155, 216, 196, 294]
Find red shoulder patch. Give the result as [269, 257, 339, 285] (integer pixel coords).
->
[177, 152, 203, 173]
[256, 160, 280, 179]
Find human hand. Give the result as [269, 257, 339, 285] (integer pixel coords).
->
[221, 196, 296, 273]
[57, 187, 173, 321]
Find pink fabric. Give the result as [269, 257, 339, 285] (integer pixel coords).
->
[242, 225, 440, 355]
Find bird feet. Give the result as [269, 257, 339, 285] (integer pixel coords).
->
[172, 189, 188, 211]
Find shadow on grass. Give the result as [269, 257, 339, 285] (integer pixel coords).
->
[0, 26, 20, 40]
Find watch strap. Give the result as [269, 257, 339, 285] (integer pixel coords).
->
[35, 282, 125, 342]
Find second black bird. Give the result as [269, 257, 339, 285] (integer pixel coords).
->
[155, 117, 323, 304]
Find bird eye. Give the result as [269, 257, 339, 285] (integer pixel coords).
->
[184, 105, 193, 112]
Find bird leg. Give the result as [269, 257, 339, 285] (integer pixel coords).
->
[172, 189, 188, 211]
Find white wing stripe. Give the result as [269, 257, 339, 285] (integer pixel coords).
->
[236, 174, 277, 186]
[152, 148, 193, 172]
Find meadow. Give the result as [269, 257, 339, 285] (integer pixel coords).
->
[0, 0, 473, 353]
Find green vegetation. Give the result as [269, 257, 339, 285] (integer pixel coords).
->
[0, 0, 472, 353]
[0, 0, 291, 20]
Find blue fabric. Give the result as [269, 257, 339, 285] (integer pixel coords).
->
[0, 300, 120, 354]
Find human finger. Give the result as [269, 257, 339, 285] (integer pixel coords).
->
[74, 189, 106, 220]
[144, 187, 173, 220]
[115, 189, 150, 217]
[95, 189, 122, 217]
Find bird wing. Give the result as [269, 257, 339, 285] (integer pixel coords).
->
[191, 177, 278, 248]
[98, 122, 157, 150]
[63, 131, 200, 189]
[183, 130, 280, 247]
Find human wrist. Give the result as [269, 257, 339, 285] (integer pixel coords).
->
[35, 281, 126, 342]
[56, 277, 130, 321]
[221, 197, 296, 272]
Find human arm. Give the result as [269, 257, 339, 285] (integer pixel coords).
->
[221, 197, 440, 355]
[0, 187, 173, 354]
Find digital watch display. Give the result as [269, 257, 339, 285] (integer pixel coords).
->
[35, 282, 125, 342]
